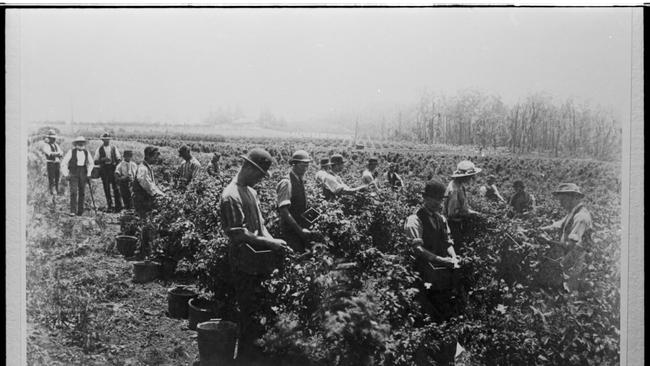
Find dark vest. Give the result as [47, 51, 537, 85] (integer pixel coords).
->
[46, 143, 59, 162]
[288, 173, 309, 228]
[416, 207, 450, 257]
[68, 149, 89, 171]
[99, 145, 118, 166]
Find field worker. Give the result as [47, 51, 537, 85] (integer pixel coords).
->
[40, 129, 63, 195]
[206, 152, 221, 177]
[94, 133, 122, 213]
[405, 179, 460, 269]
[114, 150, 137, 210]
[315, 157, 332, 185]
[176, 145, 201, 188]
[479, 175, 506, 204]
[219, 148, 292, 350]
[317, 154, 368, 200]
[405, 179, 462, 365]
[133, 146, 165, 218]
[133, 146, 165, 258]
[361, 157, 379, 187]
[61, 136, 94, 216]
[385, 163, 404, 189]
[277, 150, 315, 252]
[444, 160, 482, 219]
[508, 180, 536, 215]
[539, 183, 592, 291]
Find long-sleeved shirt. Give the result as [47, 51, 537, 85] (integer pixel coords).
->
[547, 203, 592, 246]
[93, 144, 122, 166]
[315, 170, 349, 195]
[115, 160, 138, 181]
[60, 148, 94, 177]
[135, 162, 163, 196]
[177, 157, 202, 186]
[40, 141, 63, 163]
[444, 180, 472, 218]
[220, 178, 271, 238]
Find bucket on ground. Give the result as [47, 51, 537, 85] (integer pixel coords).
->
[188, 298, 224, 331]
[116, 235, 138, 258]
[167, 286, 197, 319]
[197, 319, 238, 366]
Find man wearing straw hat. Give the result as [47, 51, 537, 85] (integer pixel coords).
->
[61, 136, 94, 216]
[40, 129, 63, 195]
[277, 150, 315, 252]
[219, 148, 292, 351]
[539, 183, 593, 291]
[444, 160, 482, 219]
[94, 132, 122, 212]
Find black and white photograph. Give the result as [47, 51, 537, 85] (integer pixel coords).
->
[5, 5, 644, 366]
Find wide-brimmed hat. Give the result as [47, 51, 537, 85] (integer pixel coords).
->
[100, 132, 112, 140]
[552, 183, 584, 197]
[423, 179, 446, 199]
[319, 158, 331, 167]
[290, 150, 312, 163]
[45, 129, 57, 138]
[451, 160, 482, 178]
[330, 154, 344, 165]
[72, 136, 86, 144]
[368, 157, 378, 165]
[241, 148, 273, 177]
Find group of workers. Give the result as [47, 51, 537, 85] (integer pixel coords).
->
[39, 131, 593, 364]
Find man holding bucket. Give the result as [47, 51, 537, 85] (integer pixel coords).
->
[219, 148, 292, 353]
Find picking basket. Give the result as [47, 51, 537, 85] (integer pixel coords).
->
[231, 243, 282, 276]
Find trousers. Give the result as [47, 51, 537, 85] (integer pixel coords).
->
[46, 162, 61, 194]
[100, 165, 121, 210]
[118, 180, 133, 209]
[68, 167, 87, 215]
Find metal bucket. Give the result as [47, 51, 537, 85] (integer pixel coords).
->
[167, 286, 196, 319]
[196, 319, 238, 366]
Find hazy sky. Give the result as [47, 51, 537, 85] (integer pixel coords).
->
[10, 8, 634, 125]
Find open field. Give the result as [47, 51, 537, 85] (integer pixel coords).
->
[26, 134, 621, 366]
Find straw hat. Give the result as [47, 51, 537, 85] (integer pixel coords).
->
[45, 129, 57, 138]
[72, 136, 87, 144]
[451, 160, 482, 178]
[290, 150, 312, 163]
[100, 132, 112, 140]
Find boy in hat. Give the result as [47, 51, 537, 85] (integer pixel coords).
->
[317, 154, 368, 200]
[508, 180, 535, 215]
[114, 150, 137, 210]
[40, 129, 63, 195]
[176, 145, 201, 188]
[94, 132, 122, 212]
[277, 150, 315, 252]
[61, 136, 94, 216]
[220, 148, 292, 352]
[361, 157, 379, 187]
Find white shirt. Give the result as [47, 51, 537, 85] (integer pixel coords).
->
[361, 169, 376, 185]
[60, 148, 95, 177]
